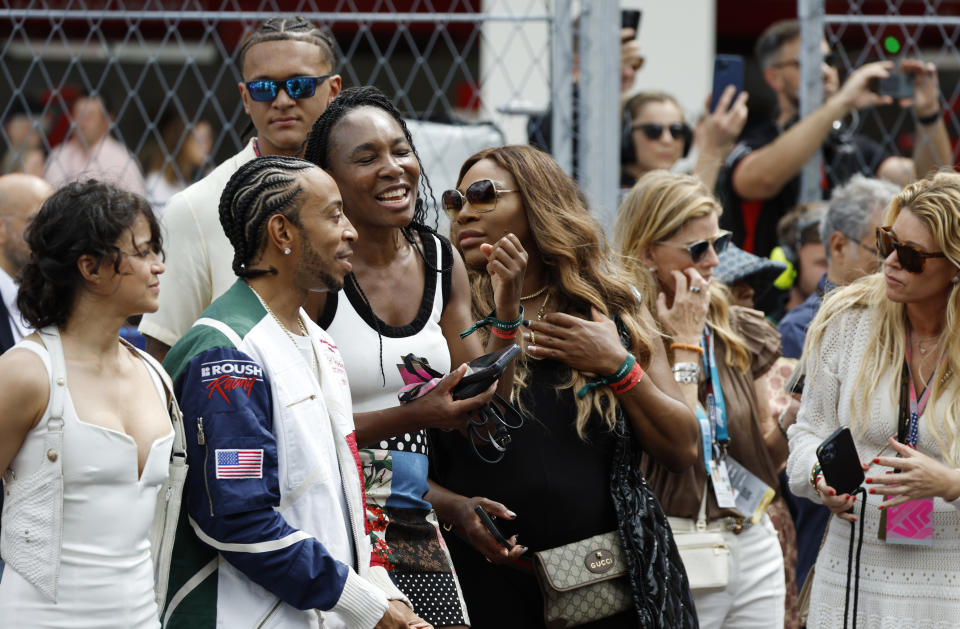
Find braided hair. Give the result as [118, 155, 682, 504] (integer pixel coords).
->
[237, 16, 338, 72]
[303, 85, 438, 242]
[219, 155, 315, 278]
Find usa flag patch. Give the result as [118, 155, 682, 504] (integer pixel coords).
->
[215, 449, 263, 479]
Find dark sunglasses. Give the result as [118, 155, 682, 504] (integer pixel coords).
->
[876, 226, 946, 273]
[657, 231, 733, 263]
[772, 53, 838, 69]
[631, 122, 689, 142]
[244, 73, 335, 102]
[442, 179, 517, 217]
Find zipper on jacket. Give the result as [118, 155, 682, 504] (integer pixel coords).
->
[286, 393, 316, 408]
[197, 416, 214, 517]
[254, 598, 282, 629]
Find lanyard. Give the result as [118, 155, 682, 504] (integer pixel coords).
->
[901, 329, 943, 448]
[694, 329, 729, 472]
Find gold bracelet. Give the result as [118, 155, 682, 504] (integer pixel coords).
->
[810, 462, 823, 497]
[670, 342, 704, 355]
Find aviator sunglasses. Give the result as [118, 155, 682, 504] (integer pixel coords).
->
[244, 73, 335, 102]
[876, 225, 946, 273]
[631, 122, 689, 142]
[442, 179, 517, 217]
[656, 230, 733, 263]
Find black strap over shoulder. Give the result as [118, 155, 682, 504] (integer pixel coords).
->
[438, 232, 453, 313]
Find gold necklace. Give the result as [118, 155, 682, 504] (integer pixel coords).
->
[521, 285, 549, 302]
[249, 284, 319, 374]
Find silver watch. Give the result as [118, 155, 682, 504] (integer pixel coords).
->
[672, 362, 699, 384]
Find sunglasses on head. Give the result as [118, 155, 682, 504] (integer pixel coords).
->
[442, 179, 517, 217]
[657, 230, 733, 263]
[631, 122, 689, 142]
[244, 73, 335, 102]
[876, 226, 946, 274]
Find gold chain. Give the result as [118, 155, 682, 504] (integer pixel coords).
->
[248, 284, 319, 375]
[520, 285, 549, 302]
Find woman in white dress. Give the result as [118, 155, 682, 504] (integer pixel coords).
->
[0, 180, 174, 628]
[788, 171, 960, 628]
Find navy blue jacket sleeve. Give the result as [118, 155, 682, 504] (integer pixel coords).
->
[174, 346, 353, 611]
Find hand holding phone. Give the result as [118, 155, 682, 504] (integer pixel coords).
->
[452, 345, 521, 400]
[817, 427, 865, 496]
[474, 504, 514, 549]
[710, 55, 745, 113]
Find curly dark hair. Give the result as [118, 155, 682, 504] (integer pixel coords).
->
[219, 155, 315, 278]
[18, 180, 161, 329]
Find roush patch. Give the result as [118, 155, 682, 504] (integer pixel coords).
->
[201, 359, 264, 402]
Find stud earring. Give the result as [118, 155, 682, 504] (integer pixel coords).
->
[953, 276, 959, 284]
[283, 247, 291, 255]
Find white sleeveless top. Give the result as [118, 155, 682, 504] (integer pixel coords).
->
[321, 231, 452, 418]
[0, 335, 173, 628]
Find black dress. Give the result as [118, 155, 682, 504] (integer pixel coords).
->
[432, 357, 637, 628]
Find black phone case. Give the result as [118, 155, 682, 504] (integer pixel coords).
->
[452, 345, 521, 400]
[474, 505, 513, 549]
[816, 426, 865, 495]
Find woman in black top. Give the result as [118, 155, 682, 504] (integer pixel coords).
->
[430, 145, 700, 628]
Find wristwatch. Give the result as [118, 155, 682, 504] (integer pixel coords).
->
[672, 362, 699, 384]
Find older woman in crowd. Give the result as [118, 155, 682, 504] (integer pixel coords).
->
[617, 170, 787, 628]
[787, 171, 960, 627]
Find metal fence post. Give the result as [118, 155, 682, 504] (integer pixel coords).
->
[550, 0, 574, 177]
[577, 0, 620, 234]
[798, 0, 825, 203]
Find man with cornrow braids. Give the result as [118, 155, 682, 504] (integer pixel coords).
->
[141, 16, 342, 362]
[161, 156, 432, 629]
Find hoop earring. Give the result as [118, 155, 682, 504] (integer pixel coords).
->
[952, 275, 959, 284]
[283, 247, 291, 255]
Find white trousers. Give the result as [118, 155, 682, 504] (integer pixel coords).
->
[692, 514, 785, 629]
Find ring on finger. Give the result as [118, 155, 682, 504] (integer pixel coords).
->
[689, 285, 702, 294]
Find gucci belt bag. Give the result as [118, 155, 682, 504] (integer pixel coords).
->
[532, 531, 632, 628]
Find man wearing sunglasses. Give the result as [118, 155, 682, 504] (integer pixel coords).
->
[720, 19, 950, 259]
[140, 16, 342, 362]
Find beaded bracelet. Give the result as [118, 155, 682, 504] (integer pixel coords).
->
[670, 342, 704, 355]
[576, 353, 642, 398]
[460, 306, 524, 339]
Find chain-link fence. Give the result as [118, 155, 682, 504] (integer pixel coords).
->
[1, 1, 626, 224]
[797, 0, 960, 201]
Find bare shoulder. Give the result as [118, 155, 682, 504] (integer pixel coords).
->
[0, 341, 51, 429]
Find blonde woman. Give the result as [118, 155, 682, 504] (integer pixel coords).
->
[616, 170, 787, 628]
[787, 172, 960, 627]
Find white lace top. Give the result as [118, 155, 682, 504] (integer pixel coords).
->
[787, 306, 960, 629]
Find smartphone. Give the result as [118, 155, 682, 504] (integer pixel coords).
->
[474, 505, 513, 549]
[452, 345, 522, 400]
[710, 54, 745, 113]
[621, 9, 641, 37]
[871, 72, 914, 99]
[816, 427, 865, 495]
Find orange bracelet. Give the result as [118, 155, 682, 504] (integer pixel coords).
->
[669, 342, 704, 355]
[491, 326, 519, 340]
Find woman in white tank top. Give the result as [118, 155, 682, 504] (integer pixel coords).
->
[0, 180, 174, 628]
[304, 87, 529, 627]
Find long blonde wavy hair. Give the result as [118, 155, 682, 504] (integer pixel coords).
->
[615, 170, 751, 372]
[803, 171, 960, 465]
[455, 145, 659, 438]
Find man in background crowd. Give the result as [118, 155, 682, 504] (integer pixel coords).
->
[721, 19, 950, 257]
[139, 16, 341, 361]
[44, 92, 146, 195]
